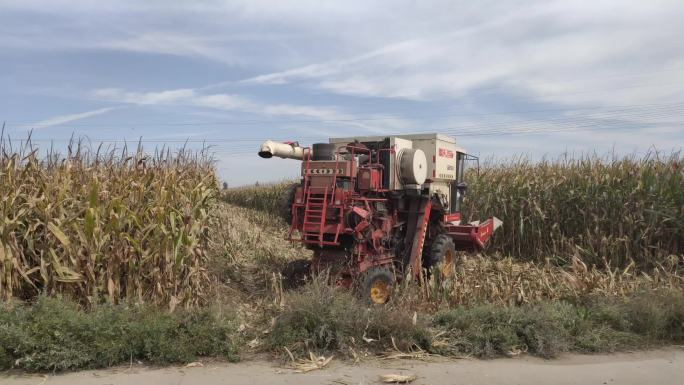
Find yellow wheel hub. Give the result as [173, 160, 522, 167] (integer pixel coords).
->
[369, 280, 390, 304]
[439, 249, 455, 278]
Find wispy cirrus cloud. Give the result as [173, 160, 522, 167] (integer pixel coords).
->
[92, 87, 335, 118]
[27, 107, 117, 129]
[239, 1, 684, 108]
[91, 87, 407, 135]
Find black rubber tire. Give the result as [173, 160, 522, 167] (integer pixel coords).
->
[281, 259, 312, 290]
[311, 143, 336, 161]
[356, 266, 394, 305]
[425, 234, 457, 277]
[281, 183, 298, 224]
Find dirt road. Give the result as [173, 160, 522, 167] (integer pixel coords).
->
[3, 348, 682, 385]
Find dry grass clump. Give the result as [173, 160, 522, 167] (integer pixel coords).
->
[0, 137, 217, 307]
[464, 152, 684, 267]
[267, 276, 431, 358]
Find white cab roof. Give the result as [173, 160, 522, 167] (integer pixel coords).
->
[329, 133, 456, 144]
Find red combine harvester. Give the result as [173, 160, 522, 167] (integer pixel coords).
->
[258, 133, 501, 304]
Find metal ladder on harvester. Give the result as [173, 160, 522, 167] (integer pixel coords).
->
[301, 186, 330, 244]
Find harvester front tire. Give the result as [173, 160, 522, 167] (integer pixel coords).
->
[281, 259, 311, 289]
[357, 266, 394, 305]
[426, 234, 457, 279]
[281, 183, 298, 224]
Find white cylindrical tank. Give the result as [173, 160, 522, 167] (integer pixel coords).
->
[398, 148, 427, 185]
[258, 140, 305, 160]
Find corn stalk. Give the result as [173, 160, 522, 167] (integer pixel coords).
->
[0, 136, 217, 307]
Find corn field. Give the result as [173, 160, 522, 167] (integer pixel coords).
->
[221, 181, 293, 214]
[6, 140, 680, 306]
[463, 153, 684, 267]
[0, 137, 217, 307]
[223, 153, 684, 268]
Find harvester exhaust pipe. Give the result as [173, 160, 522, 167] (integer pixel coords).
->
[258, 140, 305, 160]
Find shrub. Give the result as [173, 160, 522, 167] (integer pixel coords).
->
[432, 302, 575, 358]
[588, 290, 684, 341]
[0, 296, 239, 371]
[268, 277, 430, 356]
[430, 290, 684, 359]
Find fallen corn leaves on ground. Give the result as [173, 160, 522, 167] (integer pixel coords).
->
[421, 254, 683, 307]
[212, 202, 682, 307]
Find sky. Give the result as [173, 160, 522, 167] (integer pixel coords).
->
[1, 0, 683, 186]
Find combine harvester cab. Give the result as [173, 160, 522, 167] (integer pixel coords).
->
[259, 133, 501, 303]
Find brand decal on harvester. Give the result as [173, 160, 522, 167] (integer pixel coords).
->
[438, 148, 454, 158]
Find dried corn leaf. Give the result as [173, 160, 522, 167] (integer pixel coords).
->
[379, 374, 417, 383]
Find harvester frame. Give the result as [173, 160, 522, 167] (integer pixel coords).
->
[259, 134, 499, 303]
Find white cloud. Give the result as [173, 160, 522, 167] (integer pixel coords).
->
[3, 0, 683, 184]
[238, 0, 684, 109]
[6, 0, 684, 110]
[94, 88, 196, 105]
[91, 87, 351, 121]
[241, 39, 419, 85]
[98, 32, 231, 63]
[28, 107, 117, 129]
[90, 85, 414, 136]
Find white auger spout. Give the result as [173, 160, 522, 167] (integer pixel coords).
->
[258, 140, 305, 160]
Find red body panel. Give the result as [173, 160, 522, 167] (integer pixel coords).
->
[444, 217, 497, 252]
[287, 144, 496, 278]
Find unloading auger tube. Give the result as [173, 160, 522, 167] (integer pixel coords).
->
[257, 134, 501, 304]
[258, 140, 305, 160]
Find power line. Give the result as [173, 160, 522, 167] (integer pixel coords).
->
[8, 101, 683, 160]
[18, 103, 684, 145]
[5, 100, 684, 128]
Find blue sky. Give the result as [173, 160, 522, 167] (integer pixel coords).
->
[1, 0, 683, 186]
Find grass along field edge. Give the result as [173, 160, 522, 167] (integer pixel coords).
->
[1, 285, 682, 372]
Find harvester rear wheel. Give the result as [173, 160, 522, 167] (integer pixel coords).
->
[426, 234, 457, 279]
[357, 266, 394, 305]
[281, 259, 311, 289]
